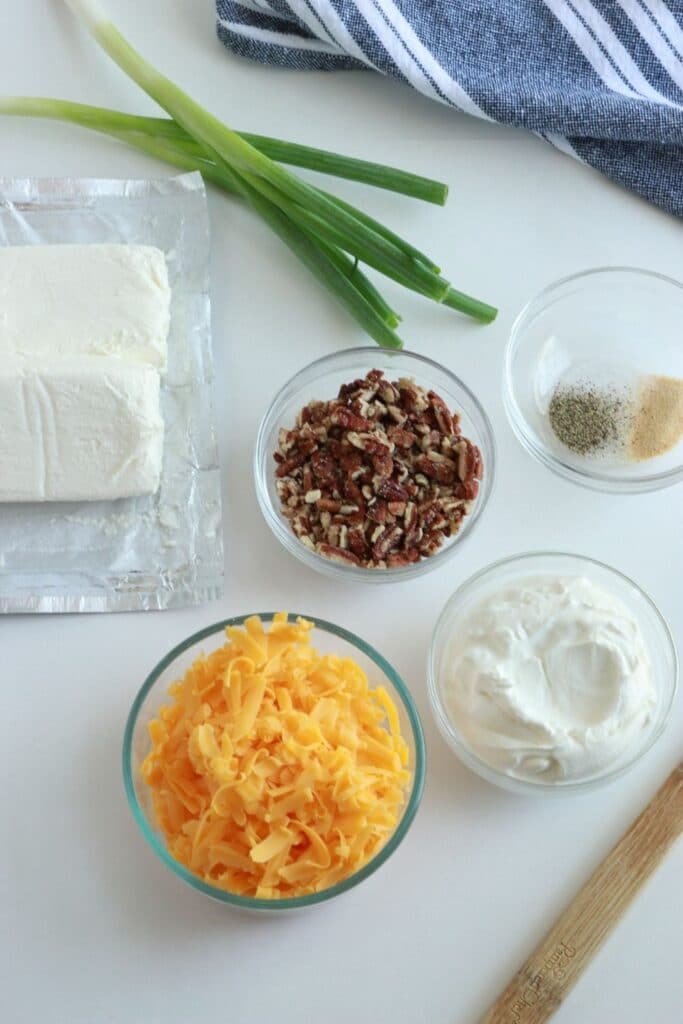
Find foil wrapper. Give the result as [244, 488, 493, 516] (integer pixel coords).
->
[0, 172, 223, 612]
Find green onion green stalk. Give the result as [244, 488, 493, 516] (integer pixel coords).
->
[0, 0, 497, 347]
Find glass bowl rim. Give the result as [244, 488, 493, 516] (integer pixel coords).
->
[123, 611, 427, 909]
[427, 550, 679, 796]
[254, 345, 497, 582]
[504, 266, 683, 493]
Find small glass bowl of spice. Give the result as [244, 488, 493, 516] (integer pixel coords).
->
[254, 348, 495, 582]
[504, 267, 683, 493]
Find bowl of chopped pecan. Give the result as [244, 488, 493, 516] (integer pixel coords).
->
[254, 348, 495, 581]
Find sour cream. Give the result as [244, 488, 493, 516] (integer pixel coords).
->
[444, 576, 657, 783]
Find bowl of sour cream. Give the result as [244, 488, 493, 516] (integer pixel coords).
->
[428, 552, 677, 795]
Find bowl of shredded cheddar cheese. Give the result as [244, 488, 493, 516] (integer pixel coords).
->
[123, 613, 425, 909]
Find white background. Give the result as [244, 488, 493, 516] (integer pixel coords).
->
[2, 2, 682, 1022]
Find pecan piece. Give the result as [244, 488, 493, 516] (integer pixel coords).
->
[371, 525, 403, 561]
[329, 406, 373, 432]
[348, 431, 391, 458]
[339, 449, 363, 476]
[347, 529, 368, 559]
[387, 501, 406, 517]
[317, 543, 361, 566]
[300, 401, 327, 426]
[337, 378, 368, 398]
[428, 390, 454, 435]
[275, 451, 308, 478]
[415, 453, 456, 484]
[310, 449, 339, 489]
[455, 479, 480, 501]
[296, 436, 319, 457]
[419, 500, 446, 531]
[387, 425, 416, 449]
[372, 453, 394, 479]
[404, 502, 417, 533]
[302, 465, 314, 493]
[419, 532, 445, 557]
[317, 497, 341, 513]
[387, 549, 420, 568]
[386, 404, 407, 426]
[469, 441, 483, 480]
[367, 500, 389, 525]
[343, 478, 365, 508]
[376, 478, 409, 503]
[380, 383, 399, 404]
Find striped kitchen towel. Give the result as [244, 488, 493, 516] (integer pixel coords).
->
[215, 0, 683, 217]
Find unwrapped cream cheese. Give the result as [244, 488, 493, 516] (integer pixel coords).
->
[0, 243, 170, 503]
[0, 244, 170, 370]
[444, 576, 657, 783]
[0, 356, 164, 502]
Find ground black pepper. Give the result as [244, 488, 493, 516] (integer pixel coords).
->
[548, 384, 626, 456]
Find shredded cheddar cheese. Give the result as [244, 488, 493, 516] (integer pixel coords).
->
[142, 614, 411, 899]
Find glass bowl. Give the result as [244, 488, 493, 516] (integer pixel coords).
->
[254, 347, 495, 582]
[123, 613, 426, 910]
[428, 552, 678, 796]
[504, 268, 683, 493]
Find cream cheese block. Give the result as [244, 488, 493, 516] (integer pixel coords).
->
[0, 244, 170, 370]
[0, 356, 164, 502]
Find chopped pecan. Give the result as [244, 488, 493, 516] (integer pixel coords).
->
[349, 432, 391, 458]
[329, 407, 373, 432]
[387, 548, 420, 568]
[419, 530, 444, 557]
[388, 425, 416, 449]
[428, 391, 454, 435]
[380, 383, 399, 404]
[415, 453, 456, 484]
[367, 500, 388, 525]
[342, 478, 365, 508]
[419, 500, 445, 531]
[371, 453, 394, 479]
[317, 543, 361, 566]
[371, 525, 402, 561]
[272, 368, 482, 569]
[404, 527, 423, 549]
[404, 502, 417, 533]
[300, 401, 327, 426]
[386, 404, 407, 425]
[456, 478, 480, 501]
[275, 451, 308, 478]
[387, 501, 406, 517]
[317, 497, 341, 513]
[310, 449, 338, 489]
[338, 378, 369, 398]
[339, 449, 363, 476]
[347, 529, 368, 559]
[376, 478, 409, 503]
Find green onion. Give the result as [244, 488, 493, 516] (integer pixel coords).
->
[443, 288, 498, 325]
[0, 98, 441, 274]
[0, 97, 447, 205]
[0, 1, 497, 347]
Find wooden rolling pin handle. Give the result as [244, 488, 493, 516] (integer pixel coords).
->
[480, 763, 683, 1024]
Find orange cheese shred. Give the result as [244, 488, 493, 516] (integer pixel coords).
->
[141, 614, 411, 899]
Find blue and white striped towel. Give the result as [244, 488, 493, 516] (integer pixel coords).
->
[216, 0, 683, 217]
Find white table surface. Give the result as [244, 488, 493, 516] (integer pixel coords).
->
[2, 3, 682, 1022]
